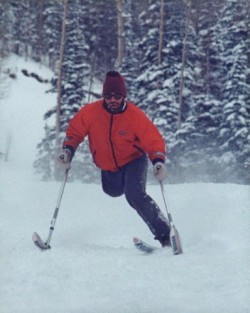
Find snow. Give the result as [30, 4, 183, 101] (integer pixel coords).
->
[1, 56, 250, 313]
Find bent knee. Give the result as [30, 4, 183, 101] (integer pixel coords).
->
[102, 185, 124, 197]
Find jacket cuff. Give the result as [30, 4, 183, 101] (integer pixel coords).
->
[152, 158, 165, 165]
[63, 145, 75, 158]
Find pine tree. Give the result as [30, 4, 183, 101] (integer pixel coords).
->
[120, 0, 144, 97]
[173, 0, 226, 182]
[135, 0, 188, 182]
[34, 123, 54, 180]
[59, 0, 97, 182]
[82, 0, 118, 76]
[217, 0, 250, 183]
[10, 1, 27, 56]
[42, 0, 63, 70]
[35, 0, 100, 182]
[0, 1, 13, 57]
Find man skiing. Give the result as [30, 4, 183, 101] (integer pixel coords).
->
[57, 70, 171, 247]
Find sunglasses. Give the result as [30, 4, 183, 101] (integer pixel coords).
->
[104, 93, 122, 100]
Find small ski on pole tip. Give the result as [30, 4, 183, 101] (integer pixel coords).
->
[169, 225, 183, 255]
[32, 169, 69, 252]
[32, 232, 51, 251]
[159, 181, 183, 255]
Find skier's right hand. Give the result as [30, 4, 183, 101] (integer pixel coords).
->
[57, 148, 72, 170]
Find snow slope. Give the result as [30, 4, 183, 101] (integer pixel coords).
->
[1, 56, 250, 313]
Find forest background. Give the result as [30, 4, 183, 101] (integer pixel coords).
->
[0, 0, 249, 184]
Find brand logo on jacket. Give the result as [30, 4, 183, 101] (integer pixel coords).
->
[119, 130, 127, 136]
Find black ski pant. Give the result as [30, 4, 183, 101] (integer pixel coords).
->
[101, 154, 170, 243]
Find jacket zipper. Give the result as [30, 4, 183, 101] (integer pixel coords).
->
[109, 114, 120, 170]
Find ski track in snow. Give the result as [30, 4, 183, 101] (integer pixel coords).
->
[0, 56, 250, 313]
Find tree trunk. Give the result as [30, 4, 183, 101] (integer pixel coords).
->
[177, 0, 192, 129]
[87, 53, 96, 103]
[36, 0, 44, 63]
[158, 0, 164, 65]
[116, 0, 125, 68]
[175, 0, 192, 182]
[55, 0, 68, 178]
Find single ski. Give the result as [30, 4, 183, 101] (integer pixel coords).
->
[133, 237, 158, 253]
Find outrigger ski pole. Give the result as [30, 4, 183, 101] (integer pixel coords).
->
[159, 181, 183, 255]
[32, 168, 69, 251]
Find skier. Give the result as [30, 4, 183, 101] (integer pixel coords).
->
[57, 70, 171, 247]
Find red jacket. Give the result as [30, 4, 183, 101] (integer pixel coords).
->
[63, 100, 166, 171]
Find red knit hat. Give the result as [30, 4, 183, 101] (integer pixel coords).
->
[102, 70, 127, 97]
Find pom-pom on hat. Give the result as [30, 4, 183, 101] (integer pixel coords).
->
[102, 70, 127, 97]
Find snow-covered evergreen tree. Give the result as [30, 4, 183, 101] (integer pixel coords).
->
[134, 0, 188, 182]
[119, 0, 142, 98]
[33, 123, 54, 180]
[172, 0, 226, 182]
[35, 0, 95, 181]
[0, 1, 13, 57]
[217, 0, 250, 183]
[81, 0, 118, 76]
[41, 0, 63, 70]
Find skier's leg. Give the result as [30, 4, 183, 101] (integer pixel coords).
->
[124, 154, 170, 245]
[101, 168, 124, 197]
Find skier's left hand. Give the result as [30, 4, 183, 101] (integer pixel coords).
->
[153, 162, 167, 181]
[57, 148, 72, 170]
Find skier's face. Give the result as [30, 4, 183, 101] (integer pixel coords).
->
[104, 93, 124, 113]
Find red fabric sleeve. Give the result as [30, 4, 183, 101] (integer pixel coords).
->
[63, 106, 89, 152]
[133, 107, 166, 162]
